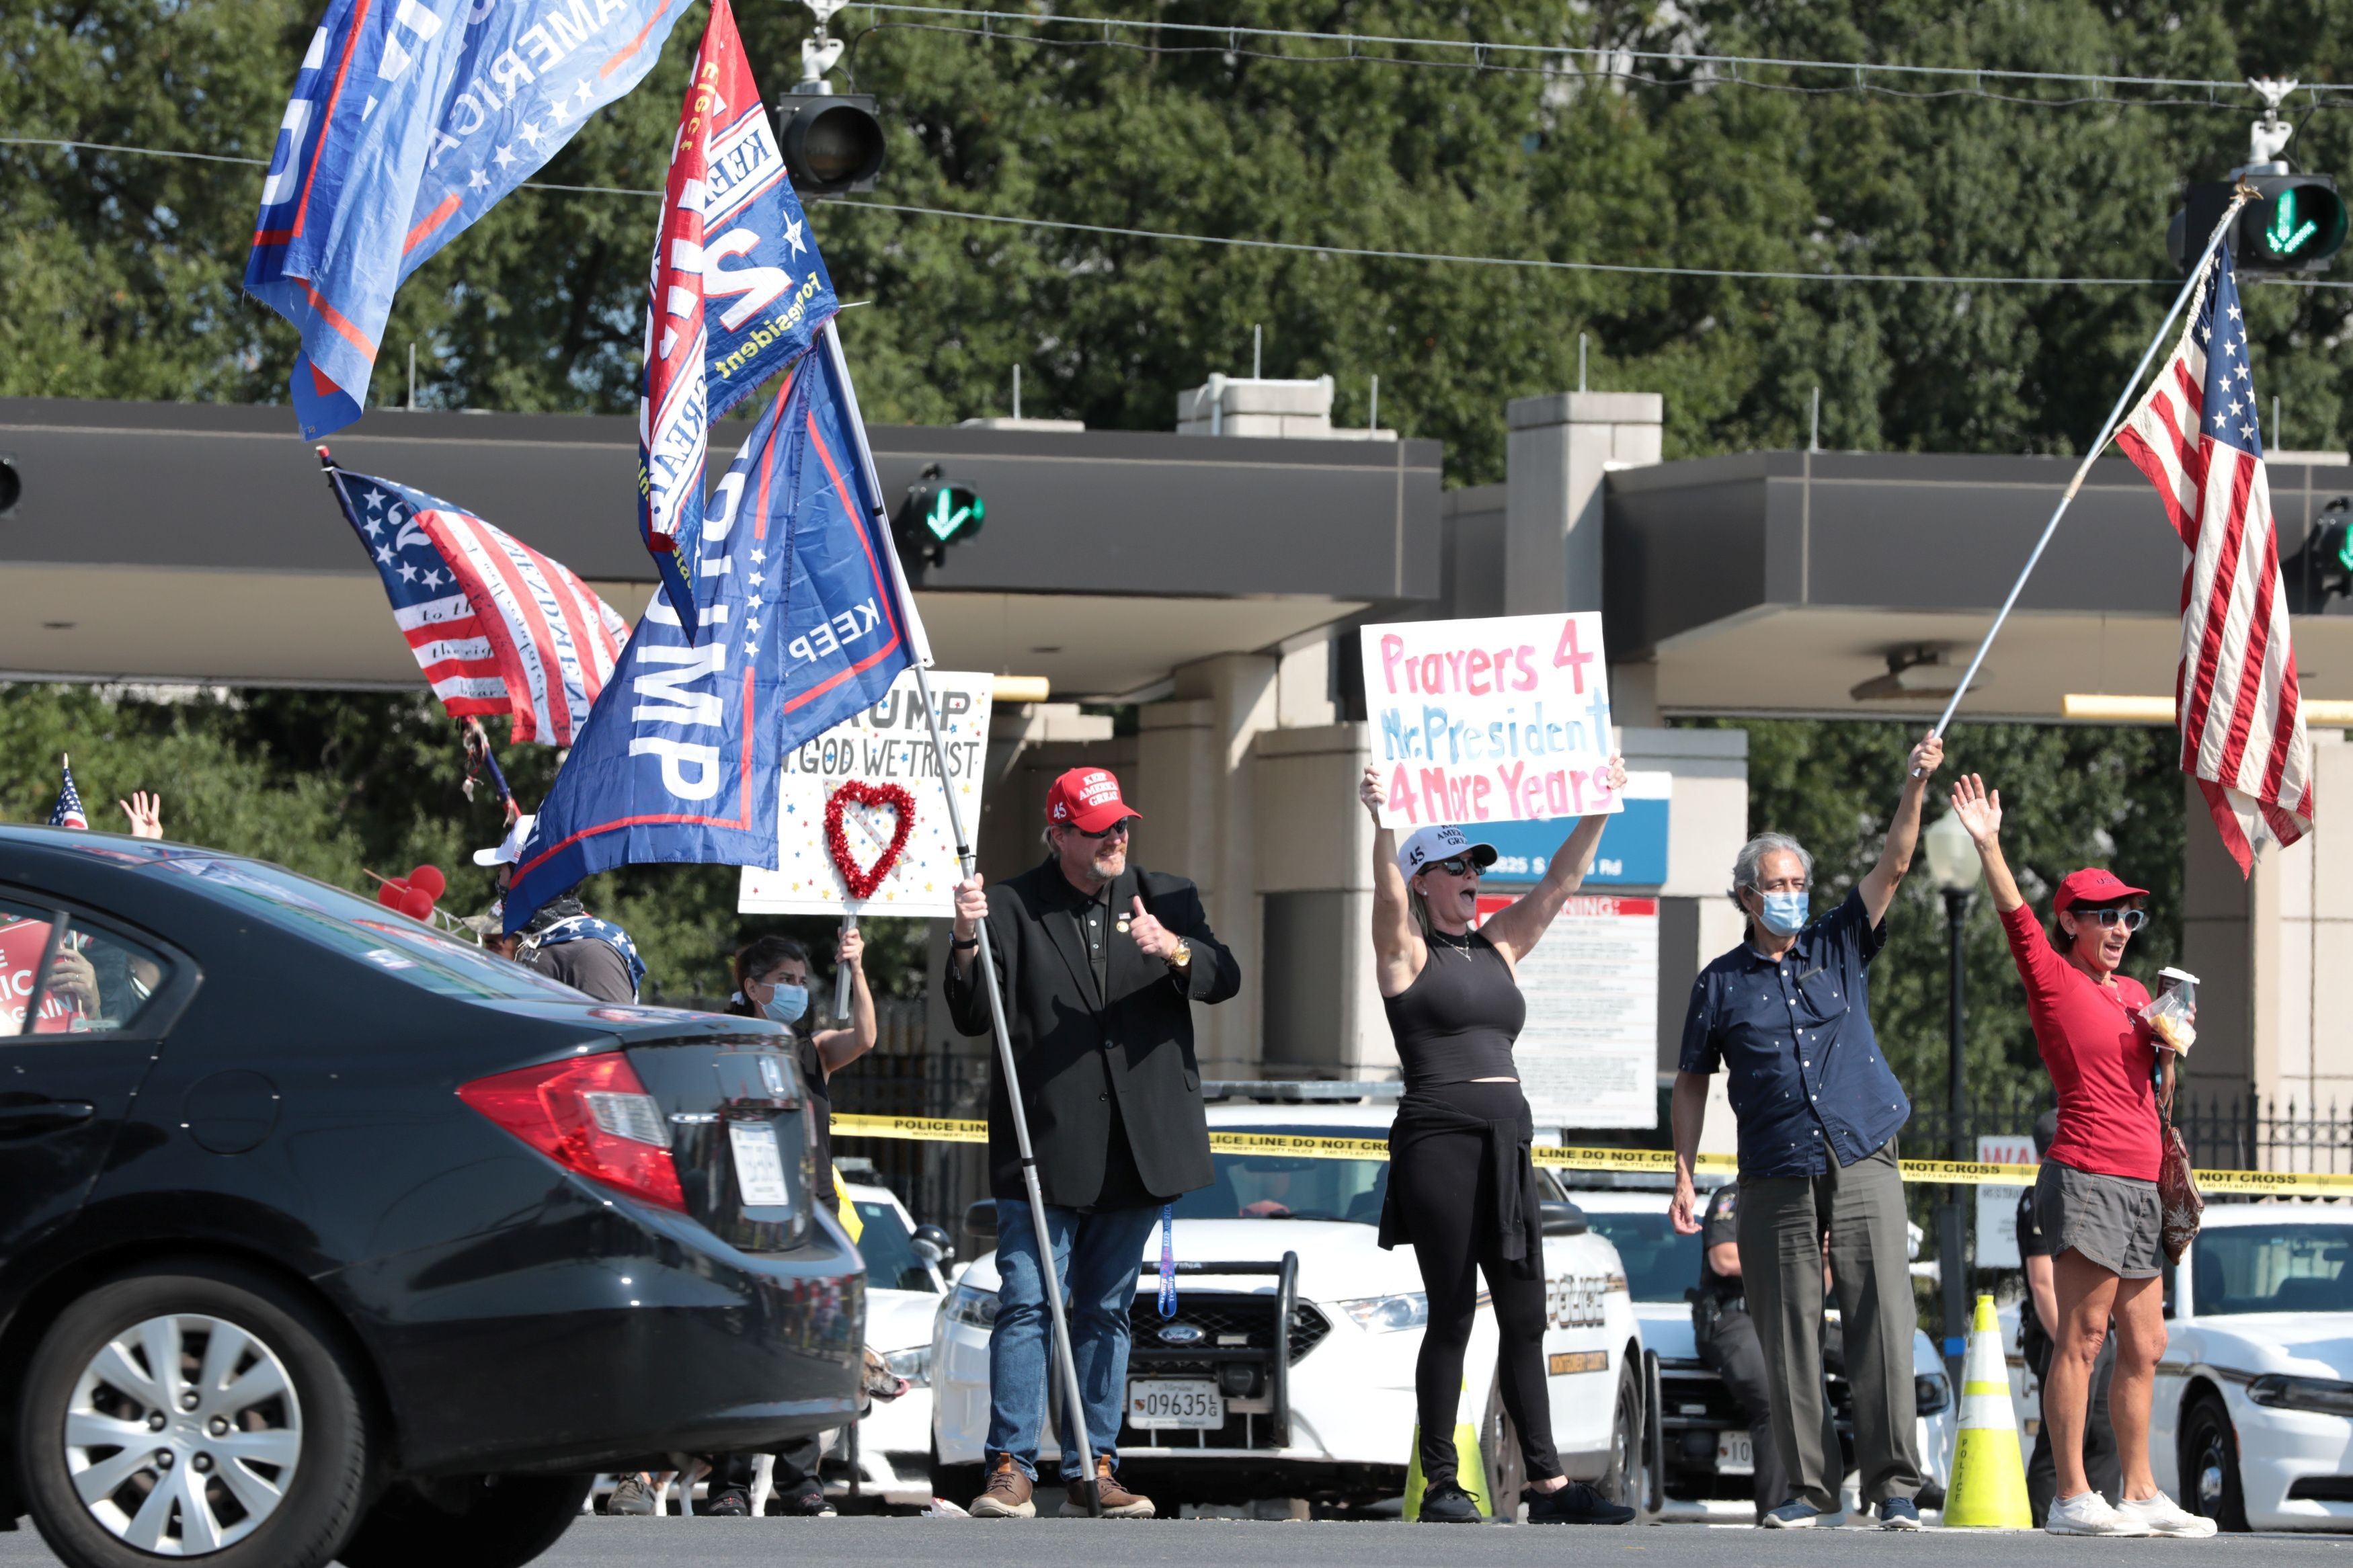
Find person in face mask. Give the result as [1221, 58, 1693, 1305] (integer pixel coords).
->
[1667, 731, 1942, 1531]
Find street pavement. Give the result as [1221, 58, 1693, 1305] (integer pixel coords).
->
[7, 1517, 2353, 1566]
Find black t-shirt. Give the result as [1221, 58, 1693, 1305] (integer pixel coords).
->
[1698, 1184, 1743, 1303]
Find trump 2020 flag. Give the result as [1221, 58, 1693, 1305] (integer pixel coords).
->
[506, 322, 920, 929]
[246, 0, 696, 440]
[637, 0, 839, 643]
[2117, 244, 2316, 873]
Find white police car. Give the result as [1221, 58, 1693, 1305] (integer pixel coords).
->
[2003, 1201, 2353, 1532]
[1573, 1180, 1955, 1519]
[928, 1087, 1645, 1514]
[831, 1177, 949, 1506]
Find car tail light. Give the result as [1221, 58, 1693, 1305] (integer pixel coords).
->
[458, 1052, 686, 1211]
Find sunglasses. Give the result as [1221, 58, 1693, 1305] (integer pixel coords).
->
[2071, 907, 2147, 932]
[1431, 856, 1482, 877]
[1072, 819, 1133, 840]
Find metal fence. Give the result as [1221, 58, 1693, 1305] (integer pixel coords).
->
[1907, 1085, 2353, 1174]
[827, 1002, 991, 1229]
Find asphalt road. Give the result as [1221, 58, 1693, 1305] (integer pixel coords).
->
[7, 1517, 2353, 1567]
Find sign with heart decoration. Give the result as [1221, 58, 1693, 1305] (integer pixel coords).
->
[825, 780, 916, 901]
[740, 668, 994, 917]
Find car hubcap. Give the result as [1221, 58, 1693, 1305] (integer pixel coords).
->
[2195, 1432, 2226, 1517]
[64, 1313, 302, 1555]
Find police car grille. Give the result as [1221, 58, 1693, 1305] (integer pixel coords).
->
[1125, 1293, 1330, 1371]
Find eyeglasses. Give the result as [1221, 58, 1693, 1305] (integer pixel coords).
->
[1432, 857, 1482, 877]
[1072, 819, 1133, 840]
[2073, 907, 2147, 932]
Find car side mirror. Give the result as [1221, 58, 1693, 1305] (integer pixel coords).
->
[963, 1199, 999, 1253]
[1541, 1198, 1588, 1237]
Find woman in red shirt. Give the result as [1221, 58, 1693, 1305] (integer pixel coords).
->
[1948, 774, 2210, 1538]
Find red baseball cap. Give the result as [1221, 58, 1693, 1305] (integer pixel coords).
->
[2054, 868, 2149, 912]
[1045, 768, 1140, 833]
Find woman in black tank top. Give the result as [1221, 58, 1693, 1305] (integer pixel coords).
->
[1361, 758, 1630, 1525]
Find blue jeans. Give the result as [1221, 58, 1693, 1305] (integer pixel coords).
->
[986, 1198, 1159, 1481]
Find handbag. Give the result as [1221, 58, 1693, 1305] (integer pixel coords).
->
[2157, 1101, 2204, 1265]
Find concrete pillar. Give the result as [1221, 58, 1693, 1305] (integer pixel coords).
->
[1135, 652, 1280, 1076]
[1505, 390, 1663, 616]
[1254, 722, 1386, 1077]
[2184, 731, 2353, 1128]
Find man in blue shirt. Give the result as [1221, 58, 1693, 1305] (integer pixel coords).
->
[1670, 732, 1941, 1530]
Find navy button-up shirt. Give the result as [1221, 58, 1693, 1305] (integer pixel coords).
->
[1679, 886, 1911, 1178]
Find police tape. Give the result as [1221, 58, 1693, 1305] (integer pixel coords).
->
[827, 1113, 2353, 1196]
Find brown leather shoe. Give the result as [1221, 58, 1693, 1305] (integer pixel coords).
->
[1061, 1456, 1155, 1518]
[969, 1452, 1036, 1518]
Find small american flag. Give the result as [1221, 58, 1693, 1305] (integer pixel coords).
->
[48, 756, 88, 829]
[327, 468, 631, 747]
[2117, 245, 2315, 874]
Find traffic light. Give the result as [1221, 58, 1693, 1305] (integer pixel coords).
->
[774, 91, 885, 195]
[2173, 175, 2350, 278]
[2286, 496, 2353, 615]
[893, 463, 985, 569]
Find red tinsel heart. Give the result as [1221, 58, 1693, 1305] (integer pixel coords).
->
[824, 780, 917, 901]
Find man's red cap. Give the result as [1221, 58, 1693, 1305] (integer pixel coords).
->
[1045, 768, 1140, 833]
[2053, 868, 2149, 912]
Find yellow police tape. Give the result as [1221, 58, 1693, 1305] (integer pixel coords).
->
[828, 1112, 2353, 1196]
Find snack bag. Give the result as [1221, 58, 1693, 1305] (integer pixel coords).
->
[2140, 966, 2198, 1054]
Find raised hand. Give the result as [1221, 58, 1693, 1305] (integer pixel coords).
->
[118, 791, 163, 840]
[1907, 732, 1944, 782]
[1359, 764, 1386, 819]
[836, 925, 865, 971]
[1949, 774, 2003, 844]
[1602, 753, 1628, 796]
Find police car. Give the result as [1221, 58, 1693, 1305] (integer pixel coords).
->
[1572, 1178, 1955, 1519]
[928, 1087, 1645, 1514]
[829, 1176, 949, 1506]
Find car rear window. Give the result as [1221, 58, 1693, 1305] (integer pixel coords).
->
[0, 900, 176, 1038]
[143, 857, 582, 1003]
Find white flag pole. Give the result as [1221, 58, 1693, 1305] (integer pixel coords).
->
[1915, 188, 2254, 770]
[821, 321, 1105, 1516]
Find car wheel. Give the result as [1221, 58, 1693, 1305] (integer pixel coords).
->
[338, 1474, 591, 1568]
[15, 1262, 370, 1568]
[1601, 1356, 1642, 1505]
[1479, 1380, 1525, 1520]
[2181, 1391, 2249, 1533]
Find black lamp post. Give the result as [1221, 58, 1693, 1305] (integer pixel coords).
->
[1922, 809, 1979, 1387]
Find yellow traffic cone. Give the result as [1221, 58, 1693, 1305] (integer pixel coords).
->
[1402, 1419, 1491, 1520]
[1941, 1292, 2032, 1528]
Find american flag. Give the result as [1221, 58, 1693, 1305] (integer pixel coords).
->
[48, 756, 87, 830]
[326, 468, 631, 747]
[2117, 245, 2315, 874]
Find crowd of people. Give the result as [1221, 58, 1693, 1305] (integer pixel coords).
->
[29, 737, 2212, 1532]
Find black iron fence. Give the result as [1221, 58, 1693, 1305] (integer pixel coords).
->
[1908, 1085, 2353, 1174]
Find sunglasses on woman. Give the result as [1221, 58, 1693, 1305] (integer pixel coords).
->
[1431, 856, 1482, 877]
[2074, 907, 2147, 931]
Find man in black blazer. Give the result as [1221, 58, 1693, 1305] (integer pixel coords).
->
[945, 766, 1240, 1520]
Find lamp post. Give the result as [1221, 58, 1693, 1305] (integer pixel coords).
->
[1922, 809, 1979, 1387]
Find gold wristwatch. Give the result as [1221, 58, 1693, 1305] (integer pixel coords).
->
[1168, 939, 1193, 971]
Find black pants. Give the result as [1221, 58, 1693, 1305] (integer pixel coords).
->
[2025, 1323, 2120, 1525]
[712, 1436, 825, 1508]
[1392, 1081, 1560, 1488]
[1695, 1301, 1790, 1520]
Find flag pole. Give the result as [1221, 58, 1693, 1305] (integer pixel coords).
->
[1916, 189, 2254, 768]
[822, 322, 1106, 1516]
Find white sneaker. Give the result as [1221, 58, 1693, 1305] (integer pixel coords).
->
[2116, 1492, 2219, 1538]
[2046, 1491, 2155, 1536]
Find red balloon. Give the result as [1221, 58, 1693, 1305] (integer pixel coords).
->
[376, 880, 409, 909]
[407, 864, 447, 900]
[401, 886, 437, 923]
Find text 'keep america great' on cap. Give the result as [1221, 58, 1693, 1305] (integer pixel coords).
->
[1045, 768, 1141, 833]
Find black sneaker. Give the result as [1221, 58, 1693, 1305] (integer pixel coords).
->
[1526, 1480, 1638, 1525]
[1419, 1481, 1484, 1522]
[700, 1487, 750, 1517]
[780, 1481, 836, 1518]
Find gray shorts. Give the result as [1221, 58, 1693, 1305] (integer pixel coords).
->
[2035, 1158, 2161, 1279]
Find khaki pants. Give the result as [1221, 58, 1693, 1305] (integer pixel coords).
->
[1736, 1140, 1923, 1513]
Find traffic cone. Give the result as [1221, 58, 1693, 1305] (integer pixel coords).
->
[1941, 1292, 2032, 1528]
[1402, 1418, 1490, 1520]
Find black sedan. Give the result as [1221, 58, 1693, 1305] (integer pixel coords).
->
[0, 826, 863, 1568]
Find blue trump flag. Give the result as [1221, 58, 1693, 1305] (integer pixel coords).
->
[246, 0, 694, 440]
[504, 321, 928, 930]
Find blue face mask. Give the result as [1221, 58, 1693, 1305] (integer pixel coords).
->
[761, 985, 809, 1025]
[1757, 891, 1809, 937]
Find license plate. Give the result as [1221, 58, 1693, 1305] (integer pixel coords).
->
[1717, 1432, 1754, 1475]
[729, 1122, 791, 1208]
[1127, 1379, 1224, 1430]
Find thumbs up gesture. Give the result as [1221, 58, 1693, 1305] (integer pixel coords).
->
[1126, 895, 1179, 960]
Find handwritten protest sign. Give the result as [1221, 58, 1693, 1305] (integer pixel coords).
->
[738, 669, 993, 917]
[1358, 612, 1620, 827]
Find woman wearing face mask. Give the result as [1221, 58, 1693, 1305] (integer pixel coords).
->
[1358, 757, 1636, 1526]
[1948, 774, 2210, 1539]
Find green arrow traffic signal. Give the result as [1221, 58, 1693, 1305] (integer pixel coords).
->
[2264, 189, 2321, 257]
[924, 485, 983, 542]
